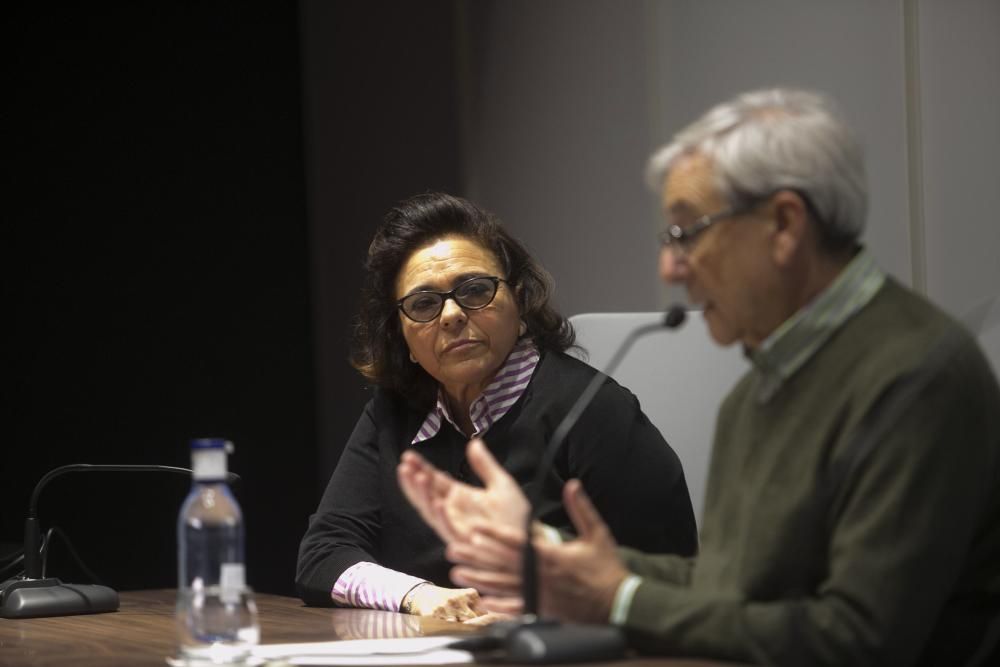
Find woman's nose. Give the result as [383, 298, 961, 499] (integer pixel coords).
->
[438, 297, 467, 328]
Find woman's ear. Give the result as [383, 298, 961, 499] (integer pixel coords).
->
[514, 282, 527, 313]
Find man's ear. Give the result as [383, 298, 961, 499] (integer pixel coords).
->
[770, 190, 810, 267]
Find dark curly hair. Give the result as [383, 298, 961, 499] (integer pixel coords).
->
[351, 193, 575, 410]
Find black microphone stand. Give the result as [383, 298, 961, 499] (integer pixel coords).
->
[490, 307, 687, 663]
[0, 464, 239, 619]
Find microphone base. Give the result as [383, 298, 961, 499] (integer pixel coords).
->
[0, 577, 119, 618]
[452, 618, 627, 664]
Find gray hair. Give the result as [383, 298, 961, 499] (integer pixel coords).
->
[646, 88, 868, 250]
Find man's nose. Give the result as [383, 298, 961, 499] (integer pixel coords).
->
[659, 246, 690, 283]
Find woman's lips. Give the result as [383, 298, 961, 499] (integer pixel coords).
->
[443, 339, 480, 353]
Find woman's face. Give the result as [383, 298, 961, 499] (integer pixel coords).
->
[395, 235, 521, 402]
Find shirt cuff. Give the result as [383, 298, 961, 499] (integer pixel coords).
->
[536, 523, 563, 544]
[608, 574, 642, 626]
[331, 561, 429, 612]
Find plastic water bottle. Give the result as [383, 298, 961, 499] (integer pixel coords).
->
[176, 438, 259, 664]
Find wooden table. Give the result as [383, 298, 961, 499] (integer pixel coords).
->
[0, 589, 737, 666]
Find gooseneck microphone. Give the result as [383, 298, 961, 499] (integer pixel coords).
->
[477, 305, 687, 663]
[0, 464, 240, 619]
[521, 305, 685, 617]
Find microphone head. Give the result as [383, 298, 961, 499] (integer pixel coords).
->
[664, 305, 687, 329]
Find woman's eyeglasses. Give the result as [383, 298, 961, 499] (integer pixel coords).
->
[397, 276, 510, 322]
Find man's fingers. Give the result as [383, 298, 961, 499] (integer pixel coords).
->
[472, 522, 526, 548]
[397, 453, 442, 509]
[428, 466, 457, 496]
[398, 450, 434, 485]
[446, 536, 520, 572]
[399, 449, 426, 468]
[562, 479, 607, 539]
[399, 450, 456, 501]
[398, 469, 441, 534]
[451, 566, 522, 597]
[396, 457, 422, 501]
[431, 498, 460, 543]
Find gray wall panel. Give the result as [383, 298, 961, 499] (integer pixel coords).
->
[917, 0, 1000, 323]
[462, 0, 660, 316]
[644, 0, 912, 297]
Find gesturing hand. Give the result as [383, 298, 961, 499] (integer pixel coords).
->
[534, 480, 630, 624]
[397, 438, 530, 543]
[398, 437, 530, 615]
[450, 479, 630, 622]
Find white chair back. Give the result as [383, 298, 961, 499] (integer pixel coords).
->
[962, 295, 1000, 378]
[568, 311, 748, 529]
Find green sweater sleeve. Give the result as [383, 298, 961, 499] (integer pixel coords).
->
[621, 335, 1000, 666]
[619, 546, 695, 585]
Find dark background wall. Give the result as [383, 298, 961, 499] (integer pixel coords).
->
[3, 1, 462, 596]
[300, 0, 464, 488]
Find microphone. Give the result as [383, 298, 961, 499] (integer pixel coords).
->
[480, 305, 687, 663]
[664, 304, 687, 329]
[0, 464, 241, 619]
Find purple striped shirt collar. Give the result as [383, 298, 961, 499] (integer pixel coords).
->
[411, 339, 540, 444]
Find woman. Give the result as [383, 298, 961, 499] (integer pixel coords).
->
[296, 193, 697, 621]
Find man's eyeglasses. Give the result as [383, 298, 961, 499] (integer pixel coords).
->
[658, 198, 769, 255]
[397, 276, 510, 323]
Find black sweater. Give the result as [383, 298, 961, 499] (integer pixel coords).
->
[296, 350, 698, 606]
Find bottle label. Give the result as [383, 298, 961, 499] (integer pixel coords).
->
[220, 563, 246, 604]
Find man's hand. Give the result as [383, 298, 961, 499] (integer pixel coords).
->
[397, 438, 530, 543]
[448, 521, 525, 597]
[534, 480, 630, 624]
[451, 480, 629, 622]
[398, 438, 530, 615]
[401, 583, 484, 622]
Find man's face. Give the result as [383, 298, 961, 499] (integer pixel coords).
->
[658, 153, 774, 348]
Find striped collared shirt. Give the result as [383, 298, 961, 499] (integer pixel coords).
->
[329, 339, 540, 611]
[411, 338, 540, 443]
[748, 247, 885, 403]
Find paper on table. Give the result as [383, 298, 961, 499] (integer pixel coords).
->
[250, 635, 473, 665]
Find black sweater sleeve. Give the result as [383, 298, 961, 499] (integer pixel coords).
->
[295, 398, 383, 605]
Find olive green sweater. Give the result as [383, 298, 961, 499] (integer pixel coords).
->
[620, 278, 1000, 666]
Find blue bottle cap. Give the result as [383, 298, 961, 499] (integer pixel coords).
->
[190, 438, 233, 452]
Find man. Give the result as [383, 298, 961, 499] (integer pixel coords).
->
[397, 89, 1000, 666]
